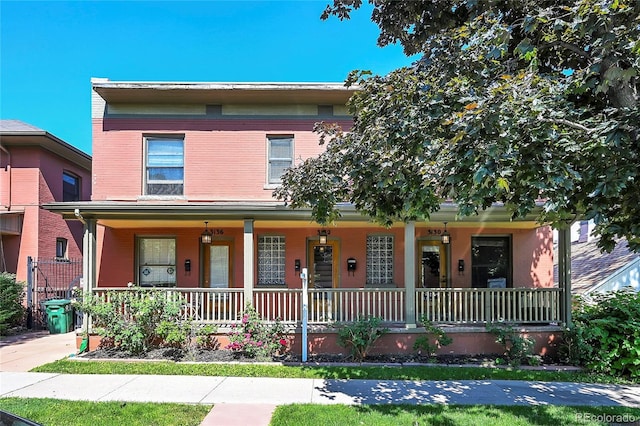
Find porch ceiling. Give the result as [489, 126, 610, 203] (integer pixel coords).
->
[42, 201, 546, 229]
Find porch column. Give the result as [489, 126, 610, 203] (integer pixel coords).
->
[404, 221, 416, 328]
[82, 218, 97, 293]
[243, 219, 254, 306]
[558, 225, 572, 327]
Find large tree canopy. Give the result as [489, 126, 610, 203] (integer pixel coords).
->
[274, 0, 640, 252]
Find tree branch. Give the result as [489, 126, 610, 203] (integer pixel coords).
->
[539, 118, 596, 133]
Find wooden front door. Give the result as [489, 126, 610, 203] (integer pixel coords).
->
[203, 241, 232, 288]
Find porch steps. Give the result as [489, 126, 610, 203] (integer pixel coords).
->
[200, 403, 277, 426]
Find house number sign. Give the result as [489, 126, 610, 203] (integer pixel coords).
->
[212, 229, 224, 235]
[426, 229, 444, 235]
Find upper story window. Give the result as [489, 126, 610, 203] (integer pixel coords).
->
[267, 135, 293, 184]
[62, 172, 80, 201]
[366, 235, 394, 286]
[145, 137, 184, 196]
[471, 236, 512, 288]
[257, 235, 286, 285]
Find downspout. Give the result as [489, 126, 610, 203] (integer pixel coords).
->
[0, 143, 10, 272]
[0, 143, 11, 209]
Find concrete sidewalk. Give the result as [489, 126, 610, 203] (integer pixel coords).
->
[1, 331, 640, 426]
[2, 371, 640, 407]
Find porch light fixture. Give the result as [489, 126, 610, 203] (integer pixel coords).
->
[441, 222, 451, 245]
[318, 229, 329, 245]
[201, 221, 213, 244]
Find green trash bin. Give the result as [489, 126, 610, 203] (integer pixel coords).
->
[44, 299, 73, 333]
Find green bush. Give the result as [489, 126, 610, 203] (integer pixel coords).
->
[226, 304, 287, 358]
[193, 324, 219, 349]
[77, 287, 187, 354]
[335, 315, 389, 362]
[0, 272, 25, 335]
[486, 322, 536, 367]
[570, 289, 640, 378]
[414, 318, 453, 358]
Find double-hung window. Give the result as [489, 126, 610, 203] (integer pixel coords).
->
[137, 237, 177, 287]
[62, 171, 80, 201]
[267, 135, 293, 184]
[257, 235, 286, 285]
[145, 137, 184, 195]
[366, 235, 394, 286]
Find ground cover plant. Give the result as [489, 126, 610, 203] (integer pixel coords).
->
[0, 397, 210, 426]
[270, 404, 640, 426]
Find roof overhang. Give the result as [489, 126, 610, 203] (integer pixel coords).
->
[42, 201, 546, 229]
[92, 80, 358, 105]
[0, 131, 91, 171]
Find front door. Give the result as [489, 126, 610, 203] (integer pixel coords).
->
[203, 242, 232, 288]
[307, 240, 339, 289]
[418, 241, 448, 288]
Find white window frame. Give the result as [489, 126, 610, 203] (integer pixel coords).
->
[136, 236, 177, 287]
[257, 235, 286, 285]
[366, 235, 394, 286]
[266, 135, 293, 185]
[144, 136, 185, 196]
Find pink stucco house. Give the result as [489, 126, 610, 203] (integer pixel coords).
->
[0, 120, 91, 326]
[45, 78, 572, 356]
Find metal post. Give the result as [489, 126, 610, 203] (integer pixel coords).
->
[26, 256, 34, 329]
[301, 267, 308, 362]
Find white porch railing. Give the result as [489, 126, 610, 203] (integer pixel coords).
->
[91, 286, 562, 326]
[415, 288, 563, 324]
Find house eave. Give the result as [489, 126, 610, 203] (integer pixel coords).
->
[43, 201, 546, 228]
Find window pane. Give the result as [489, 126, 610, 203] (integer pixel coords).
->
[366, 235, 394, 285]
[258, 236, 285, 285]
[209, 245, 229, 288]
[270, 138, 292, 158]
[147, 140, 184, 167]
[471, 236, 510, 288]
[63, 172, 80, 202]
[269, 160, 291, 182]
[138, 238, 176, 287]
[147, 167, 184, 181]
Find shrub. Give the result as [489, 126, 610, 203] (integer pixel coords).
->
[335, 315, 389, 362]
[226, 304, 287, 358]
[193, 324, 219, 349]
[570, 289, 640, 378]
[77, 286, 186, 354]
[486, 322, 535, 367]
[0, 272, 25, 335]
[414, 318, 453, 358]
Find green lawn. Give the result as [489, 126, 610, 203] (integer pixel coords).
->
[270, 404, 640, 426]
[0, 397, 211, 426]
[32, 359, 637, 384]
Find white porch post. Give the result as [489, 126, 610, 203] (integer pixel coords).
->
[82, 218, 97, 294]
[243, 219, 254, 306]
[404, 221, 416, 328]
[558, 226, 572, 327]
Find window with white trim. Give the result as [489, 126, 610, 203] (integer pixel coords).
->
[366, 235, 394, 285]
[137, 237, 177, 287]
[257, 235, 286, 285]
[145, 137, 184, 195]
[267, 135, 293, 184]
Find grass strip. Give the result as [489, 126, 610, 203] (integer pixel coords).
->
[270, 404, 640, 426]
[0, 397, 211, 426]
[31, 359, 636, 384]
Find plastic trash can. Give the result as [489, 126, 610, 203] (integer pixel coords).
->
[44, 299, 73, 333]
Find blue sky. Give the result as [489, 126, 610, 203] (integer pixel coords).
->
[1, 1, 413, 155]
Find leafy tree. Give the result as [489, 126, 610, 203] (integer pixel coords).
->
[275, 0, 640, 252]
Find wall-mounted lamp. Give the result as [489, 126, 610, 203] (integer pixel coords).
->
[201, 221, 213, 244]
[318, 229, 330, 245]
[441, 222, 451, 244]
